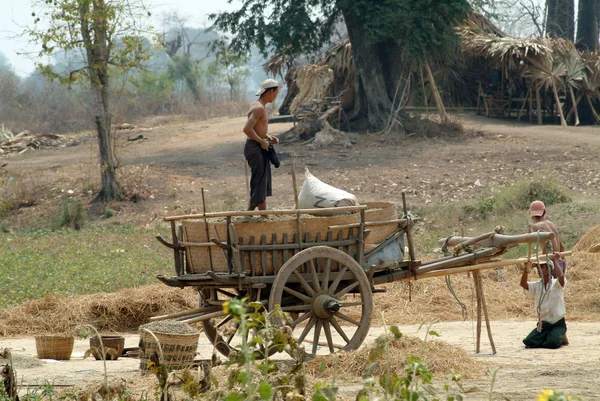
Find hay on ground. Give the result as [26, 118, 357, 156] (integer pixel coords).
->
[307, 335, 482, 380]
[289, 65, 334, 114]
[0, 285, 198, 337]
[573, 223, 600, 252]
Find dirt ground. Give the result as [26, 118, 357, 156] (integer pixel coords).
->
[2, 321, 600, 400]
[3, 113, 600, 226]
[2, 112, 600, 399]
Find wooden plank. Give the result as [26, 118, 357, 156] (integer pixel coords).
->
[238, 238, 359, 251]
[249, 236, 256, 274]
[261, 235, 267, 276]
[337, 231, 344, 254]
[238, 237, 245, 273]
[328, 218, 409, 230]
[164, 205, 367, 221]
[358, 209, 365, 264]
[347, 228, 354, 258]
[228, 224, 242, 275]
[178, 241, 220, 247]
[171, 221, 182, 275]
[226, 216, 233, 273]
[282, 233, 289, 264]
[272, 233, 279, 274]
[304, 232, 312, 273]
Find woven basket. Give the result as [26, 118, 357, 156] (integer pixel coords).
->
[90, 336, 125, 360]
[35, 335, 74, 360]
[139, 330, 199, 371]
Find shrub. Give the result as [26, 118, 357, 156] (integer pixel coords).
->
[469, 174, 571, 219]
[0, 173, 46, 215]
[54, 197, 87, 230]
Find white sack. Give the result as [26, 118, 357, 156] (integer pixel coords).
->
[297, 168, 359, 209]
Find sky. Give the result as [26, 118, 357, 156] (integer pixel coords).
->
[0, 0, 241, 77]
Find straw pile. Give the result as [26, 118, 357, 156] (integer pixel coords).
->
[289, 65, 334, 113]
[573, 222, 600, 252]
[307, 335, 482, 380]
[0, 285, 198, 337]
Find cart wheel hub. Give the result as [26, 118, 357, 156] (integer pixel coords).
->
[313, 294, 340, 318]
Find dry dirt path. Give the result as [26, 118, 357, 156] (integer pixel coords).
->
[3, 321, 599, 400]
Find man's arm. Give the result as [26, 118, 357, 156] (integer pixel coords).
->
[553, 253, 566, 287]
[243, 107, 269, 150]
[520, 264, 530, 290]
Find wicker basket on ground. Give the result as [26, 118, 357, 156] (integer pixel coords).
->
[139, 321, 199, 371]
[35, 335, 74, 360]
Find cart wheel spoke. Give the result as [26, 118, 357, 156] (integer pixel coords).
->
[334, 282, 359, 299]
[297, 317, 316, 345]
[340, 301, 364, 307]
[312, 319, 322, 354]
[334, 311, 360, 326]
[293, 311, 313, 327]
[270, 246, 373, 356]
[328, 266, 348, 295]
[225, 330, 236, 346]
[309, 259, 321, 293]
[293, 270, 316, 297]
[329, 316, 351, 344]
[282, 305, 313, 312]
[216, 315, 233, 329]
[283, 286, 313, 303]
[322, 320, 335, 353]
[322, 258, 331, 292]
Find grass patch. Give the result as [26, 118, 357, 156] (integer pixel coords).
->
[53, 197, 87, 230]
[0, 224, 171, 309]
[0, 171, 47, 217]
[412, 188, 600, 258]
[470, 172, 571, 219]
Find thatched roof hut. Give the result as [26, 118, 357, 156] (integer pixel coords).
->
[265, 12, 600, 125]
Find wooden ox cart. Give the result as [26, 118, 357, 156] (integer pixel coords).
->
[154, 197, 559, 356]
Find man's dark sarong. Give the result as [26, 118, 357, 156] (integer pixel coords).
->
[244, 139, 272, 208]
[523, 317, 567, 349]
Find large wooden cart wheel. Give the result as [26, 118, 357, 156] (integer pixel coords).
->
[200, 288, 246, 357]
[269, 246, 373, 354]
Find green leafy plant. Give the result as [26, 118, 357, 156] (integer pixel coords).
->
[54, 197, 86, 230]
[537, 389, 581, 401]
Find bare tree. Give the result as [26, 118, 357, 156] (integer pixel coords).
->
[27, 0, 155, 201]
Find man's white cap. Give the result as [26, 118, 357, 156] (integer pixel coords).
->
[255, 78, 280, 96]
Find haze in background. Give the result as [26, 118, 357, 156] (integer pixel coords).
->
[0, 0, 241, 77]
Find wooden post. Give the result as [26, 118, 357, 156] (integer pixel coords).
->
[517, 87, 531, 121]
[473, 270, 496, 354]
[536, 83, 543, 125]
[358, 209, 365, 265]
[476, 270, 497, 354]
[402, 192, 416, 262]
[419, 65, 429, 117]
[473, 271, 483, 353]
[170, 221, 182, 275]
[424, 61, 448, 124]
[551, 82, 567, 126]
[529, 83, 533, 122]
[201, 187, 213, 270]
[568, 85, 580, 126]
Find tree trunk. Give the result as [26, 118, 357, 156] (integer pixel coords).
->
[85, 0, 123, 202]
[546, 0, 575, 40]
[340, 5, 394, 128]
[577, 0, 598, 50]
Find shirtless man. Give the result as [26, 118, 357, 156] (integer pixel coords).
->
[243, 79, 280, 211]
